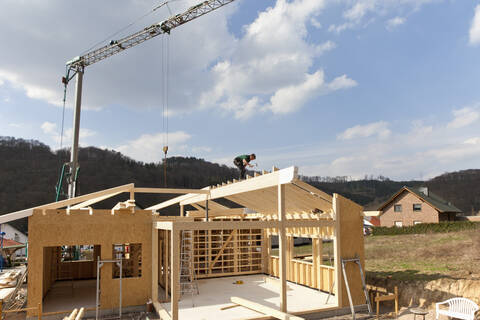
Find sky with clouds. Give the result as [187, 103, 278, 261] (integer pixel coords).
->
[1, 0, 480, 180]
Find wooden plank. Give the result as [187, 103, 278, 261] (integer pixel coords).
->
[146, 186, 210, 211]
[180, 166, 298, 206]
[333, 194, 342, 306]
[209, 230, 236, 271]
[134, 187, 209, 194]
[153, 301, 172, 320]
[164, 231, 169, 300]
[0, 183, 134, 223]
[170, 229, 180, 320]
[156, 219, 333, 231]
[278, 183, 287, 312]
[70, 191, 124, 209]
[230, 297, 305, 320]
[156, 222, 173, 230]
[161, 220, 278, 231]
[152, 226, 159, 302]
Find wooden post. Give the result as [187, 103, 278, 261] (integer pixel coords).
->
[0, 300, 3, 319]
[376, 292, 380, 319]
[38, 302, 42, 320]
[333, 194, 342, 307]
[180, 205, 184, 217]
[394, 286, 398, 316]
[278, 183, 287, 312]
[164, 231, 169, 300]
[152, 226, 159, 302]
[171, 228, 180, 320]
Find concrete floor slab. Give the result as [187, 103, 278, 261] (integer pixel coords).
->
[43, 280, 96, 313]
[160, 274, 337, 320]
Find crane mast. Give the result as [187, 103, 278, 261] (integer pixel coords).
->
[61, 0, 235, 199]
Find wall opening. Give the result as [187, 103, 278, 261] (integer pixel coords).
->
[42, 244, 100, 313]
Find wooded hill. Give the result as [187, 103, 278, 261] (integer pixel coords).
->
[1, 137, 479, 233]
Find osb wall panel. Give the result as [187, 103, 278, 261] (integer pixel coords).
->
[42, 247, 59, 297]
[335, 194, 365, 307]
[28, 209, 153, 316]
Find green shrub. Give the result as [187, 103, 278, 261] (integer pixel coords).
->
[372, 221, 480, 236]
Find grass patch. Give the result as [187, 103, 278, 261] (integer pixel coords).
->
[365, 229, 480, 281]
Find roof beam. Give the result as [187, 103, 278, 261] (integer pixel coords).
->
[0, 183, 134, 224]
[134, 187, 209, 194]
[146, 186, 210, 211]
[180, 166, 298, 206]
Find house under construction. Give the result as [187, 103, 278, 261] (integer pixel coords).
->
[0, 166, 368, 320]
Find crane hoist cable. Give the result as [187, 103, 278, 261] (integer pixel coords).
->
[161, 32, 170, 187]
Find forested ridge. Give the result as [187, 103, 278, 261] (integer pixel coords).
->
[1, 137, 479, 233]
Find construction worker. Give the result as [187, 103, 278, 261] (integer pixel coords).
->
[233, 154, 256, 180]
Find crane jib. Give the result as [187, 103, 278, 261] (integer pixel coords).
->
[66, 0, 235, 72]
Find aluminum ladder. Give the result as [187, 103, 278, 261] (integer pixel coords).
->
[180, 230, 199, 306]
[341, 257, 373, 320]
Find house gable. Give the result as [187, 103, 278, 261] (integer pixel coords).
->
[379, 189, 440, 227]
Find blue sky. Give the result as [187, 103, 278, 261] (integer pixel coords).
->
[1, 0, 480, 180]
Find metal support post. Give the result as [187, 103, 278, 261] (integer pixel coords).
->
[96, 257, 123, 320]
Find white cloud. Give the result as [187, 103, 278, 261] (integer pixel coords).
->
[310, 17, 322, 29]
[469, 4, 480, 46]
[0, 70, 60, 107]
[328, 0, 436, 34]
[115, 131, 191, 163]
[328, 22, 355, 34]
[464, 137, 480, 145]
[41, 121, 57, 135]
[264, 71, 356, 115]
[386, 16, 406, 30]
[315, 41, 336, 55]
[41, 121, 96, 147]
[338, 121, 390, 140]
[447, 106, 479, 129]
[200, 0, 357, 119]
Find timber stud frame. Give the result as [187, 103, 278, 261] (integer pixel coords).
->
[0, 166, 367, 320]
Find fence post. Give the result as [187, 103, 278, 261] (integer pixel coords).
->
[37, 302, 42, 320]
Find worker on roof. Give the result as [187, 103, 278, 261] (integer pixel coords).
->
[233, 154, 256, 180]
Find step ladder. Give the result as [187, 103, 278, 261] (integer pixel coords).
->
[180, 230, 199, 306]
[341, 257, 372, 320]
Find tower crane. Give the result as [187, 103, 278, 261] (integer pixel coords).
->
[58, 0, 235, 200]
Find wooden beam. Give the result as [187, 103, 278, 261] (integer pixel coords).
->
[186, 208, 245, 218]
[153, 301, 171, 320]
[146, 187, 210, 211]
[154, 219, 334, 231]
[0, 183, 134, 223]
[180, 166, 298, 206]
[134, 187, 209, 194]
[230, 297, 304, 320]
[70, 191, 125, 209]
[333, 194, 342, 307]
[152, 226, 159, 302]
[209, 230, 236, 271]
[156, 220, 277, 231]
[278, 183, 287, 312]
[171, 229, 180, 320]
